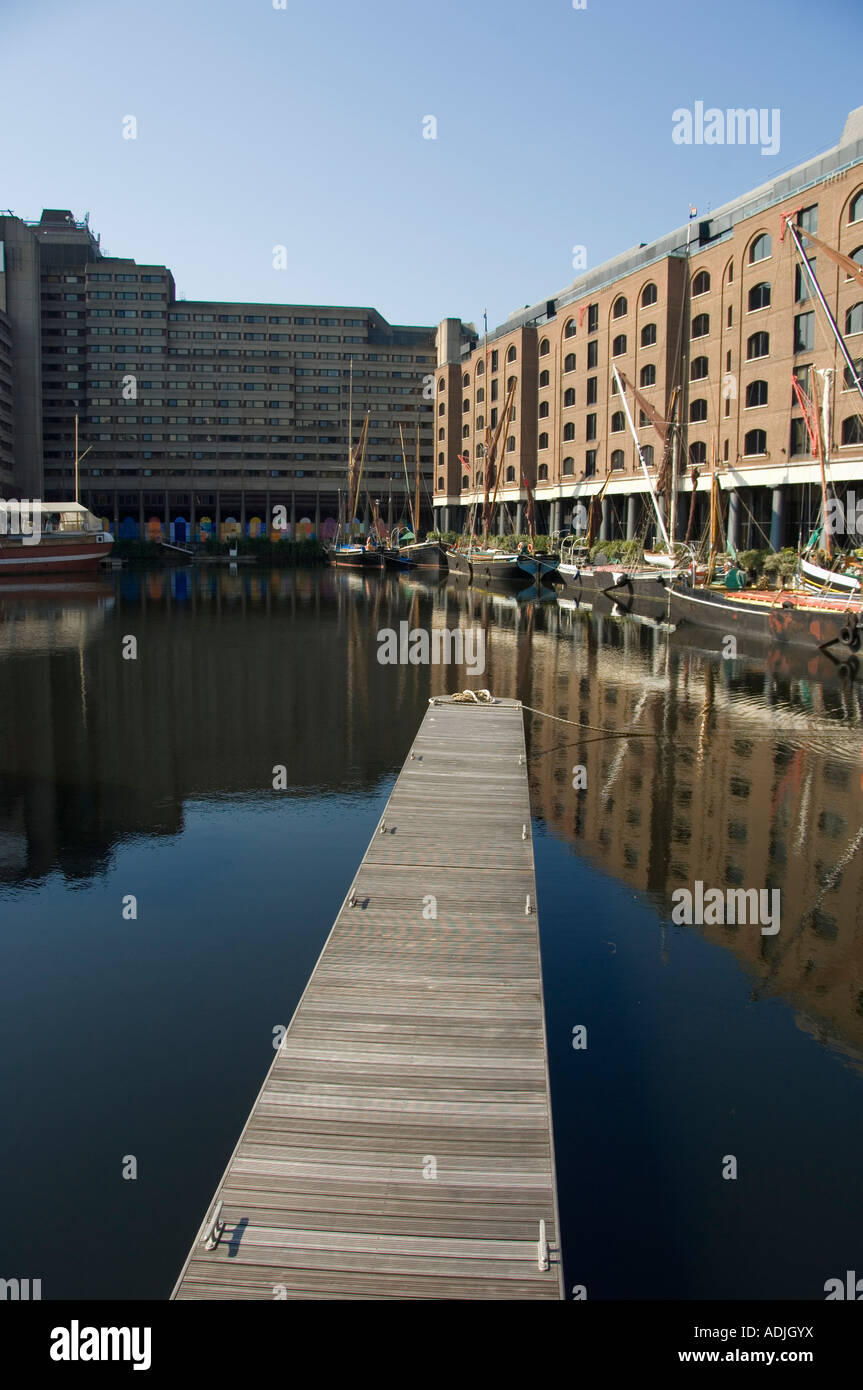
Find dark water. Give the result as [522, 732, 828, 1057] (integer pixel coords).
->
[1, 566, 862, 1300]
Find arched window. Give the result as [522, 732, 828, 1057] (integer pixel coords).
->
[610, 449, 625, 470]
[563, 422, 575, 441]
[846, 303, 863, 335]
[689, 398, 708, 422]
[842, 414, 863, 444]
[611, 410, 625, 432]
[563, 387, 576, 407]
[692, 270, 710, 296]
[461, 475, 469, 489]
[476, 442, 484, 457]
[691, 355, 709, 380]
[539, 400, 550, 418]
[747, 331, 769, 359]
[438, 401, 445, 415]
[539, 337, 550, 356]
[564, 318, 577, 338]
[612, 296, 628, 319]
[744, 428, 767, 455]
[539, 369, 550, 387]
[564, 352, 576, 371]
[748, 282, 771, 311]
[847, 246, 863, 278]
[462, 372, 470, 387]
[745, 380, 768, 408]
[538, 432, 549, 449]
[462, 397, 470, 412]
[506, 345, 517, 362]
[612, 334, 627, 357]
[438, 451, 444, 467]
[640, 363, 656, 387]
[687, 441, 706, 464]
[476, 414, 484, 429]
[506, 436, 515, 451]
[849, 191, 863, 224]
[692, 313, 709, 338]
[476, 386, 484, 403]
[438, 377, 446, 392]
[505, 465, 516, 482]
[538, 463, 549, 481]
[462, 424, 469, 437]
[507, 375, 517, 391]
[438, 427, 444, 440]
[475, 360, 484, 375]
[749, 233, 772, 263]
[641, 282, 658, 307]
[642, 444, 654, 467]
[563, 456, 575, 475]
[641, 323, 657, 347]
[437, 476, 444, 490]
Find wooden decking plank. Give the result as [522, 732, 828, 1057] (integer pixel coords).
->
[172, 698, 563, 1301]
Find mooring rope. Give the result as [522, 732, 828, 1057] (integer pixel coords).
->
[520, 702, 655, 738]
[430, 691, 655, 738]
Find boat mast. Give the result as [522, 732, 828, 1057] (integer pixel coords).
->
[783, 217, 863, 407]
[481, 311, 491, 548]
[613, 365, 671, 551]
[815, 369, 833, 561]
[399, 423, 415, 533]
[415, 420, 421, 541]
[346, 358, 354, 538]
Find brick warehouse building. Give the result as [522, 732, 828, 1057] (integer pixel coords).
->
[435, 105, 863, 552]
[0, 209, 435, 539]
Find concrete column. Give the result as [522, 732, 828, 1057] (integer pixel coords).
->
[315, 489, 321, 537]
[240, 491, 247, 532]
[516, 501, 524, 534]
[112, 493, 119, 535]
[216, 490, 222, 538]
[626, 493, 638, 540]
[600, 497, 611, 542]
[728, 489, 741, 550]
[164, 489, 170, 538]
[550, 499, 560, 536]
[673, 493, 684, 539]
[290, 489, 296, 539]
[770, 486, 785, 551]
[497, 505, 505, 536]
[190, 493, 196, 542]
[138, 490, 144, 538]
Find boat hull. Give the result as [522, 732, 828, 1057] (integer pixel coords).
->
[558, 563, 672, 619]
[666, 582, 863, 651]
[516, 553, 561, 582]
[328, 546, 383, 570]
[393, 540, 448, 570]
[445, 550, 473, 581]
[0, 538, 112, 576]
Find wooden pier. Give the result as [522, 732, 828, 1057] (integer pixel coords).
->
[172, 695, 564, 1300]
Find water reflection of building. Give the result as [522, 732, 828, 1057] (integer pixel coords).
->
[430, 596, 863, 1070]
[1, 570, 861, 1069]
[0, 570, 436, 884]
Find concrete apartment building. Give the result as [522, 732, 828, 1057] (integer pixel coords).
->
[435, 105, 863, 551]
[0, 209, 435, 538]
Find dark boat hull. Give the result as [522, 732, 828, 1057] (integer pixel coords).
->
[385, 540, 447, 571]
[559, 564, 672, 620]
[445, 550, 474, 580]
[328, 546, 383, 570]
[666, 582, 863, 651]
[516, 553, 562, 582]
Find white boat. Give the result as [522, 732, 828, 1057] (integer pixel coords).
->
[800, 556, 862, 594]
[0, 502, 113, 576]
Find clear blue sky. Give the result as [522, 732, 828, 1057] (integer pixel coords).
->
[2, 0, 861, 330]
